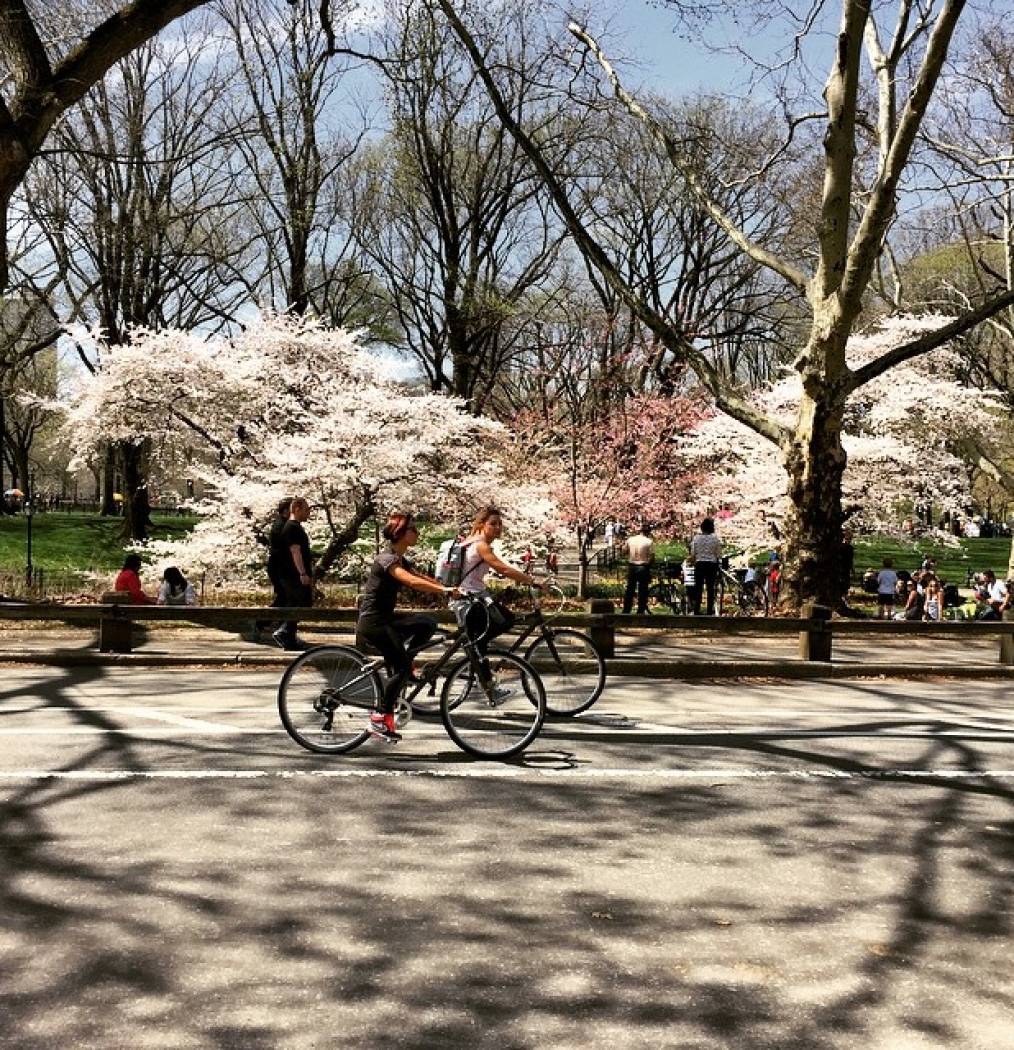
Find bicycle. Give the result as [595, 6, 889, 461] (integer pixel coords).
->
[277, 595, 547, 760]
[716, 553, 769, 617]
[408, 580, 606, 718]
[646, 560, 690, 615]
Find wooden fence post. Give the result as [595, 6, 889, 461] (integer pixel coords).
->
[799, 603, 833, 662]
[587, 598, 616, 658]
[1001, 611, 1014, 665]
[98, 592, 133, 653]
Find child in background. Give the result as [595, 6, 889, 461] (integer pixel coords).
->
[877, 557, 898, 620]
[923, 579, 943, 621]
[767, 560, 781, 605]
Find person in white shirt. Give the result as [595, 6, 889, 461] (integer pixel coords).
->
[156, 566, 197, 606]
[978, 570, 1010, 621]
[622, 522, 654, 614]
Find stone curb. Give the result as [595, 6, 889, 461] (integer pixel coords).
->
[3, 647, 1012, 679]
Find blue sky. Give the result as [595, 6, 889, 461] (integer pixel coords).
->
[585, 2, 751, 96]
[584, 2, 821, 100]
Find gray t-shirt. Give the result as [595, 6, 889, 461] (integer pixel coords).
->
[690, 533, 722, 563]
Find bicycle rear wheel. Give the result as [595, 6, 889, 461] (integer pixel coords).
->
[278, 645, 381, 754]
[440, 651, 546, 759]
[524, 628, 606, 716]
[650, 583, 676, 613]
[738, 585, 769, 616]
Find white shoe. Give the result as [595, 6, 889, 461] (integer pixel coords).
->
[486, 684, 513, 706]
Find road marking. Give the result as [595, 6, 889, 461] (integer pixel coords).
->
[0, 727, 278, 735]
[2, 768, 1014, 782]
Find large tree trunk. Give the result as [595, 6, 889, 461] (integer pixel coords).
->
[779, 369, 848, 609]
[120, 441, 153, 541]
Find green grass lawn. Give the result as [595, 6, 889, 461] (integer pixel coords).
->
[3, 512, 1011, 588]
[649, 534, 1013, 585]
[851, 535, 1012, 584]
[0, 511, 199, 574]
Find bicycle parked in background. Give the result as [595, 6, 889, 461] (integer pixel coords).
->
[646, 560, 690, 615]
[716, 553, 769, 617]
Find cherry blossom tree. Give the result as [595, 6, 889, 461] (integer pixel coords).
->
[60, 313, 552, 584]
[516, 393, 703, 596]
[506, 306, 704, 594]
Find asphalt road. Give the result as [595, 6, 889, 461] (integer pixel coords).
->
[1, 666, 1013, 1049]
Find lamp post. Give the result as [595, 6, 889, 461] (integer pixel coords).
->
[24, 472, 35, 589]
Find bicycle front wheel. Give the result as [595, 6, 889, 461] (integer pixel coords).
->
[278, 645, 381, 754]
[440, 651, 546, 759]
[524, 628, 606, 716]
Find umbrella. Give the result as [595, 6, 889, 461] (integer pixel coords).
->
[4, 488, 23, 498]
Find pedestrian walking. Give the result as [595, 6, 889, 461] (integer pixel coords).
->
[272, 496, 314, 651]
[251, 497, 292, 641]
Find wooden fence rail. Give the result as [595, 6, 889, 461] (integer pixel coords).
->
[1, 600, 1012, 666]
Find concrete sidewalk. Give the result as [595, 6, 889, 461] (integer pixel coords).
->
[2, 621, 1012, 679]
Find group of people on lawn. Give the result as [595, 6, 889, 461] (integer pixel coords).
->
[870, 556, 1011, 621]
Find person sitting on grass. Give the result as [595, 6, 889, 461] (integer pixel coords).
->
[157, 566, 197, 606]
[114, 553, 154, 605]
[894, 578, 924, 620]
[977, 570, 1011, 621]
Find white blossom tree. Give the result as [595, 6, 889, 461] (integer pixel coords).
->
[60, 313, 553, 583]
[677, 316, 1008, 560]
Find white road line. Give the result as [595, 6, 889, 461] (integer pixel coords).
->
[2, 768, 1014, 782]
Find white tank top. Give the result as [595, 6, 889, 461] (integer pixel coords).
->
[458, 538, 490, 595]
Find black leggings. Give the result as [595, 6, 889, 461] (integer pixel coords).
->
[455, 597, 514, 682]
[692, 561, 719, 615]
[357, 613, 437, 714]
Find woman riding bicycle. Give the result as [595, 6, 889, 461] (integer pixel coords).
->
[452, 507, 542, 681]
[356, 511, 457, 744]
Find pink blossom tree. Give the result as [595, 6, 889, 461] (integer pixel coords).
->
[513, 389, 703, 596]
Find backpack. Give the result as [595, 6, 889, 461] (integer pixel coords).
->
[436, 535, 468, 586]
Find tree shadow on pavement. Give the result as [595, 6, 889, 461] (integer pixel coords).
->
[1, 668, 1013, 1047]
